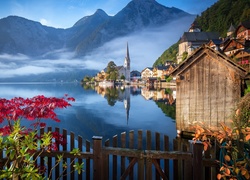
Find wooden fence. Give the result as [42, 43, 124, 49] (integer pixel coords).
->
[0, 127, 219, 180]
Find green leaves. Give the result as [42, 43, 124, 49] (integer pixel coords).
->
[73, 162, 84, 174]
[0, 95, 84, 179]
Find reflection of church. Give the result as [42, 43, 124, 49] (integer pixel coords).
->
[123, 87, 130, 123]
[117, 86, 130, 123]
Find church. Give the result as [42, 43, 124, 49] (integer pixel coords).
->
[117, 43, 131, 83]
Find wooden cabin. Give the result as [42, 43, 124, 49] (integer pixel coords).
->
[171, 45, 247, 135]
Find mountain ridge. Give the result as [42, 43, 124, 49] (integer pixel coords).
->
[0, 0, 194, 58]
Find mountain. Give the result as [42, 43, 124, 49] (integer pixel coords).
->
[0, 0, 193, 58]
[0, 0, 195, 82]
[74, 0, 192, 57]
[0, 16, 66, 56]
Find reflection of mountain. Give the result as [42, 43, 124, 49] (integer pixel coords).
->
[155, 102, 176, 120]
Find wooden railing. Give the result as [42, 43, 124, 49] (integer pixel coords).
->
[0, 127, 219, 180]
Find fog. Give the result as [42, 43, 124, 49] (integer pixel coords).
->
[0, 16, 194, 79]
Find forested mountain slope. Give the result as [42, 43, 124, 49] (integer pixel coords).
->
[154, 0, 250, 66]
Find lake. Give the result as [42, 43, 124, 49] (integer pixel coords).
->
[0, 82, 177, 148]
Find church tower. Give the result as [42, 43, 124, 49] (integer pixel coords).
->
[124, 42, 130, 83]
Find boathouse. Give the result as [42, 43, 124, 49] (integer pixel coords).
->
[171, 45, 247, 135]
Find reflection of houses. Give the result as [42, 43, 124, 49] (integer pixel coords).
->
[141, 87, 155, 100]
[141, 87, 176, 105]
[171, 45, 247, 134]
[177, 20, 220, 63]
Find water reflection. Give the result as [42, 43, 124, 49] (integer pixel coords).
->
[0, 83, 177, 144]
[82, 84, 176, 121]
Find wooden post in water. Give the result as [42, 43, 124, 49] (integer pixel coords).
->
[93, 136, 103, 180]
[189, 141, 203, 180]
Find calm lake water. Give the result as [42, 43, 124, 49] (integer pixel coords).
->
[0, 82, 177, 148]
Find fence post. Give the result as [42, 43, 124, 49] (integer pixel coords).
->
[93, 136, 103, 180]
[189, 140, 203, 180]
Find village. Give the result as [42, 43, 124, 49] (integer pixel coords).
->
[85, 20, 250, 89]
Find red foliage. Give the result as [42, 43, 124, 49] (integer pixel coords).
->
[0, 95, 75, 135]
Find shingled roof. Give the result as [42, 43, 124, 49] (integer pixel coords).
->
[180, 32, 220, 43]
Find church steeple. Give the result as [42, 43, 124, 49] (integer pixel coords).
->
[124, 42, 130, 82]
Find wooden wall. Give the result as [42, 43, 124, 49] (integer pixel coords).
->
[176, 49, 244, 133]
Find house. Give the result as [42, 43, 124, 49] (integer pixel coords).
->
[171, 45, 247, 135]
[222, 39, 248, 57]
[235, 20, 250, 40]
[141, 67, 154, 80]
[221, 21, 250, 71]
[207, 39, 223, 51]
[130, 70, 141, 82]
[177, 21, 220, 63]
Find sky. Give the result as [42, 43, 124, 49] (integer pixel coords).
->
[0, 0, 218, 29]
[0, 0, 218, 79]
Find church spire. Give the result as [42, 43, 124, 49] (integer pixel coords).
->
[126, 42, 130, 61]
[124, 42, 130, 82]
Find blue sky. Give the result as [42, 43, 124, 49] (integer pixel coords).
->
[0, 0, 218, 28]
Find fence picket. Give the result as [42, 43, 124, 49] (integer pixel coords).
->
[63, 129, 67, 180]
[164, 135, 169, 179]
[112, 135, 118, 180]
[129, 130, 134, 180]
[121, 132, 126, 176]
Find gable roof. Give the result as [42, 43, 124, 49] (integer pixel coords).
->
[141, 67, 153, 72]
[180, 32, 220, 43]
[170, 45, 247, 77]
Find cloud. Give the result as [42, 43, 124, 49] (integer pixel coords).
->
[1, 66, 55, 78]
[0, 53, 29, 61]
[40, 18, 48, 26]
[83, 16, 195, 71]
[0, 15, 194, 79]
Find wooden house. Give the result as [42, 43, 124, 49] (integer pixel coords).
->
[235, 20, 250, 40]
[171, 45, 247, 135]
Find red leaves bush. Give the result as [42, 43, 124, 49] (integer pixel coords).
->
[0, 95, 75, 135]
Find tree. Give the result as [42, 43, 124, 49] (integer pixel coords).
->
[106, 61, 118, 81]
[0, 95, 83, 179]
[120, 74, 125, 81]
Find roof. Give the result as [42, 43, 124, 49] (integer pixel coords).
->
[228, 23, 235, 32]
[235, 20, 250, 34]
[209, 39, 223, 45]
[180, 32, 220, 43]
[156, 66, 168, 70]
[142, 67, 153, 72]
[170, 44, 247, 77]
[188, 20, 200, 31]
[240, 20, 250, 29]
